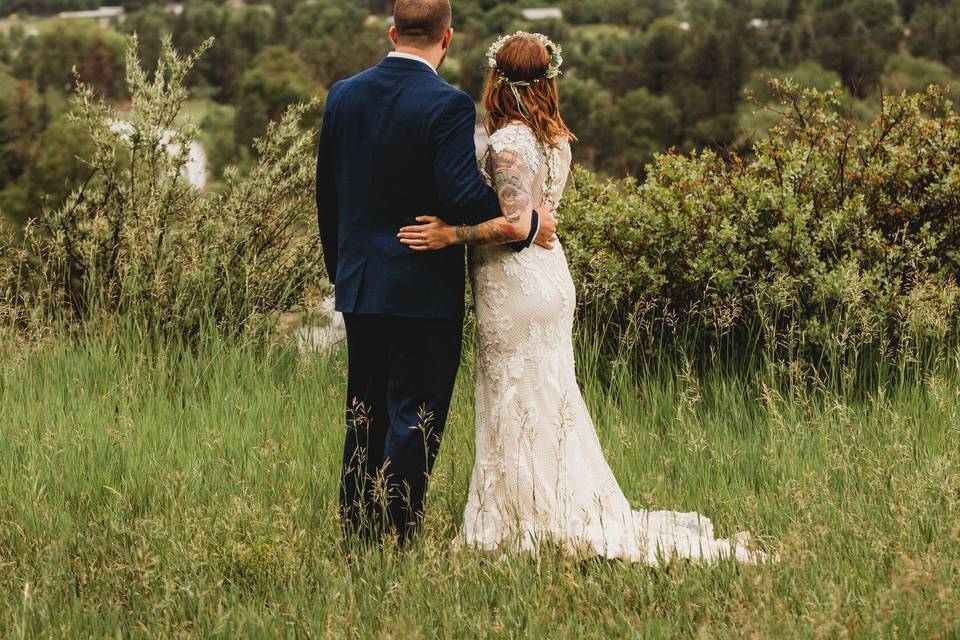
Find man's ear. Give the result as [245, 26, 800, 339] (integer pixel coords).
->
[388, 25, 399, 47]
[442, 27, 454, 50]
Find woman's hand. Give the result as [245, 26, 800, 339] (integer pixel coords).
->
[398, 216, 457, 251]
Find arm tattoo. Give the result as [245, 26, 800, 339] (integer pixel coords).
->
[455, 224, 477, 243]
[456, 220, 516, 246]
[455, 149, 535, 246]
[493, 150, 533, 224]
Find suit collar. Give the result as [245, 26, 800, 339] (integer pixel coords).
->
[386, 51, 438, 74]
[379, 55, 438, 75]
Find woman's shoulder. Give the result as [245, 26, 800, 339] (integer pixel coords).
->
[487, 123, 540, 172]
[488, 121, 537, 148]
[486, 122, 571, 173]
[490, 122, 571, 150]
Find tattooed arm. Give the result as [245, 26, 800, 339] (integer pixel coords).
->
[463, 147, 537, 245]
[399, 148, 556, 250]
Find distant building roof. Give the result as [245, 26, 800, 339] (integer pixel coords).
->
[521, 8, 563, 21]
[58, 6, 124, 19]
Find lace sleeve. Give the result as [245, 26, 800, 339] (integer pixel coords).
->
[486, 136, 537, 225]
[482, 124, 571, 208]
[488, 124, 541, 176]
[451, 126, 540, 247]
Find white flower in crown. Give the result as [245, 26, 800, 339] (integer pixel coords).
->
[486, 31, 564, 82]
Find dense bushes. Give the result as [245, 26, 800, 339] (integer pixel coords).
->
[0, 38, 325, 339]
[4, 38, 960, 366]
[562, 81, 960, 362]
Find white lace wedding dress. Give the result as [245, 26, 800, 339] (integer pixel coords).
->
[457, 123, 761, 565]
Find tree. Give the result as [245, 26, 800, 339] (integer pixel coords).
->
[234, 47, 324, 148]
[289, 0, 388, 86]
[560, 0, 672, 26]
[811, 0, 901, 93]
[0, 65, 40, 188]
[736, 62, 844, 146]
[172, 0, 226, 90]
[558, 74, 614, 169]
[225, 6, 273, 64]
[0, 30, 12, 66]
[606, 88, 681, 176]
[122, 5, 172, 78]
[639, 18, 688, 94]
[671, 22, 753, 148]
[0, 112, 93, 227]
[25, 23, 126, 99]
[909, 0, 960, 72]
[565, 30, 647, 96]
[882, 52, 955, 94]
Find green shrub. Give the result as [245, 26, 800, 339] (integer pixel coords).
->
[0, 36, 325, 340]
[563, 80, 960, 364]
[5, 42, 960, 368]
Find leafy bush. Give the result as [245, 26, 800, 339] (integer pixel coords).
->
[0, 37, 325, 340]
[5, 40, 960, 369]
[562, 81, 960, 364]
[882, 52, 955, 95]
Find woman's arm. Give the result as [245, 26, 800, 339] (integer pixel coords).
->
[399, 148, 555, 250]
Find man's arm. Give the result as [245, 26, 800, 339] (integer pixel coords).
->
[400, 146, 558, 250]
[316, 90, 339, 284]
[431, 91, 502, 226]
[453, 146, 544, 246]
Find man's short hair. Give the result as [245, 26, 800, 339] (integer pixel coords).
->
[393, 0, 452, 46]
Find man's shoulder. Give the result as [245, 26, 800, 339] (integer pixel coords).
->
[329, 65, 473, 121]
[440, 84, 473, 105]
[424, 84, 474, 120]
[329, 66, 376, 99]
[397, 71, 465, 103]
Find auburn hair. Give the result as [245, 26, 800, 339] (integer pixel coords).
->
[482, 33, 576, 149]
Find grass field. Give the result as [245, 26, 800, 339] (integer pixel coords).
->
[2, 328, 959, 638]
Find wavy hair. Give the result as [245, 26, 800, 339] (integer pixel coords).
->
[482, 33, 576, 149]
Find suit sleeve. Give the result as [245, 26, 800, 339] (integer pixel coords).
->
[316, 89, 339, 284]
[432, 91, 502, 226]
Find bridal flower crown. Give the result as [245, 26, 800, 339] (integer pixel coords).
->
[486, 31, 563, 86]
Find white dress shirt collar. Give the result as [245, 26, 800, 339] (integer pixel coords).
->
[387, 51, 438, 75]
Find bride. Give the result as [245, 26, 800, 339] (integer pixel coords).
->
[398, 32, 763, 565]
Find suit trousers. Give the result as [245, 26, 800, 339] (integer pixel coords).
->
[339, 312, 463, 544]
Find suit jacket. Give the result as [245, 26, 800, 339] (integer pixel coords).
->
[316, 56, 503, 320]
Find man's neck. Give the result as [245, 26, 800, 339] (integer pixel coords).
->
[393, 45, 442, 70]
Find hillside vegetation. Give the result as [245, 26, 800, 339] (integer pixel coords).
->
[3, 0, 960, 225]
[0, 13, 958, 636]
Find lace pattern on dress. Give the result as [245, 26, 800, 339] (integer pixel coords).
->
[479, 123, 571, 209]
[459, 122, 763, 565]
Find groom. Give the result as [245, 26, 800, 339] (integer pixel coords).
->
[316, 0, 556, 544]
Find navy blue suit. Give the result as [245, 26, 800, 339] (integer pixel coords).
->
[316, 56, 502, 542]
[317, 55, 502, 319]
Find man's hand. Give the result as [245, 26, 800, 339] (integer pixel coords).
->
[534, 207, 558, 250]
[398, 216, 457, 251]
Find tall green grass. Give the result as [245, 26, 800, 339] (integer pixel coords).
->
[2, 327, 959, 638]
